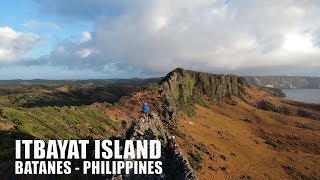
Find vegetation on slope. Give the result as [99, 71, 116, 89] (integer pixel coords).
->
[0, 79, 154, 170]
[0, 81, 151, 108]
[173, 85, 320, 179]
[160, 68, 247, 116]
[1, 69, 320, 179]
[0, 104, 124, 162]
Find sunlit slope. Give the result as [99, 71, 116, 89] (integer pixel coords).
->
[175, 86, 320, 179]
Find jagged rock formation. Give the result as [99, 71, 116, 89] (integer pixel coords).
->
[116, 112, 197, 180]
[130, 112, 168, 144]
[257, 86, 286, 97]
[159, 68, 248, 116]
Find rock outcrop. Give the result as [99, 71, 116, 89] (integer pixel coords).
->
[117, 112, 197, 180]
[258, 86, 286, 98]
[159, 68, 248, 116]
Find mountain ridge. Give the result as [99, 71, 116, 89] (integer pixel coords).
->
[159, 68, 248, 116]
[1, 68, 320, 179]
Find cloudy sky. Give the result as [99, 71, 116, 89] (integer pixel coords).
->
[1, 0, 320, 79]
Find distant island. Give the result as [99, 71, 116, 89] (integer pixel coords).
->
[245, 76, 320, 89]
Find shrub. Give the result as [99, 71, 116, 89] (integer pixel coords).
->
[258, 101, 279, 112]
[172, 127, 187, 140]
[243, 117, 253, 123]
[188, 151, 203, 170]
[265, 139, 283, 150]
[295, 124, 315, 130]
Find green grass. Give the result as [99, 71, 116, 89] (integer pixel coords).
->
[0, 79, 158, 108]
[172, 126, 187, 140]
[0, 104, 124, 141]
[194, 144, 210, 154]
[0, 79, 157, 171]
[188, 151, 203, 170]
[265, 139, 283, 150]
[0, 82, 130, 166]
[0, 103, 125, 164]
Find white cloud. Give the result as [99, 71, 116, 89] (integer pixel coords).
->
[284, 6, 305, 19]
[153, 16, 168, 32]
[30, 0, 320, 76]
[76, 48, 93, 58]
[88, 0, 320, 73]
[0, 26, 41, 63]
[282, 33, 316, 53]
[80, 32, 91, 43]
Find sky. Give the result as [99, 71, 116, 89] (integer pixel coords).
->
[1, 0, 320, 79]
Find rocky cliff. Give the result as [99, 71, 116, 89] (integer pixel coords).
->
[156, 69, 320, 179]
[245, 76, 320, 89]
[159, 68, 248, 116]
[256, 86, 286, 98]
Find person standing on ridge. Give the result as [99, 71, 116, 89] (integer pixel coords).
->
[143, 103, 149, 121]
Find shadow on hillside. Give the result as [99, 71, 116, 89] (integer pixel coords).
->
[21, 86, 137, 108]
[286, 100, 320, 112]
[0, 129, 35, 175]
[0, 130, 121, 180]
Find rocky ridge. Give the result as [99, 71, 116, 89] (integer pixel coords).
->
[159, 68, 248, 116]
[113, 112, 197, 180]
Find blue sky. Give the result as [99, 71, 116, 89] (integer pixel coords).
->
[0, 1, 93, 57]
[0, 0, 320, 79]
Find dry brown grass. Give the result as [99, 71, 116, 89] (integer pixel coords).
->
[175, 86, 320, 179]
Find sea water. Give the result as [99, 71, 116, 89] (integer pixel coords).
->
[282, 89, 320, 104]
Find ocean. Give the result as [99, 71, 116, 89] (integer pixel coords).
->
[282, 89, 320, 104]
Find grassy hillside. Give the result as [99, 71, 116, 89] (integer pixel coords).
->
[0, 79, 154, 173]
[0, 104, 124, 140]
[1, 70, 320, 179]
[0, 104, 125, 171]
[173, 86, 320, 179]
[0, 78, 160, 108]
